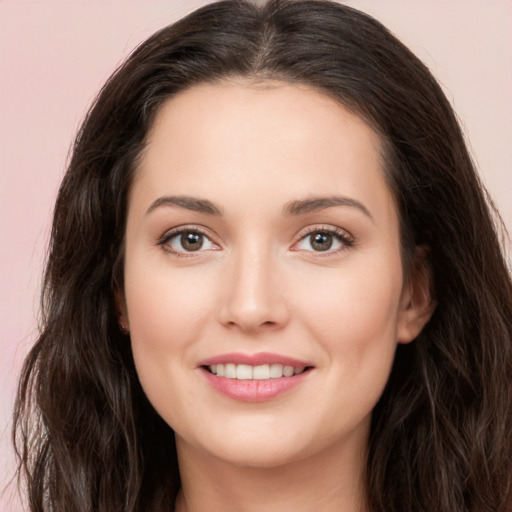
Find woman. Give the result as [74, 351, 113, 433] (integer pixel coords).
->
[13, 1, 512, 511]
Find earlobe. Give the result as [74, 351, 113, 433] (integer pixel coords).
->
[397, 247, 436, 344]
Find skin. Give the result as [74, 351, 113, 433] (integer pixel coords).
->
[119, 81, 432, 512]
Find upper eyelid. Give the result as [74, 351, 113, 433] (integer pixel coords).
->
[295, 224, 353, 241]
[158, 224, 215, 243]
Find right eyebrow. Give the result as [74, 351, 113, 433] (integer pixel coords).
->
[145, 195, 224, 216]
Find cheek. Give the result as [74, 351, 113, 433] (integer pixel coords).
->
[125, 260, 215, 344]
[297, 267, 402, 433]
[302, 255, 401, 319]
[123, 258, 220, 396]
[295, 255, 404, 374]
[124, 260, 222, 430]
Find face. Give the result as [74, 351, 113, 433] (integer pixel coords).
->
[120, 81, 429, 469]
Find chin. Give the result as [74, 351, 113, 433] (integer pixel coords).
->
[207, 439, 311, 469]
[173, 416, 312, 468]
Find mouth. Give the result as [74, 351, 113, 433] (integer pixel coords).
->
[198, 353, 314, 401]
[203, 363, 312, 380]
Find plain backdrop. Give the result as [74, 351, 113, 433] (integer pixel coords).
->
[1, 1, 511, 510]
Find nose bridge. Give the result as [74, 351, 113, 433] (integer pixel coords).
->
[219, 237, 288, 331]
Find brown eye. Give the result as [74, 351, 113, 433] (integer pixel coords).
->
[163, 229, 217, 255]
[293, 227, 352, 254]
[309, 232, 333, 251]
[180, 232, 204, 251]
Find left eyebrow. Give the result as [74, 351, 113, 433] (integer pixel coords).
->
[283, 195, 374, 221]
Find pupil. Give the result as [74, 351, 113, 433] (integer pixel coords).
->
[311, 232, 332, 251]
[181, 232, 203, 251]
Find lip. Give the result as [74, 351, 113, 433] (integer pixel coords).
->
[201, 367, 311, 402]
[198, 352, 312, 368]
[198, 352, 314, 402]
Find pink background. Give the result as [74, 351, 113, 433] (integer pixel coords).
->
[1, 1, 511, 510]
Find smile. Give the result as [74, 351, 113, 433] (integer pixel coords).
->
[207, 363, 307, 380]
[199, 353, 314, 402]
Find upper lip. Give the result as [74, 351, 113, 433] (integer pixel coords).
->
[198, 352, 313, 368]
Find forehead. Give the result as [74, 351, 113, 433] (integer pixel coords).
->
[145, 80, 383, 161]
[132, 81, 394, 220]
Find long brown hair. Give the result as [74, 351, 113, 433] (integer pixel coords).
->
[14, 1, 512, 510]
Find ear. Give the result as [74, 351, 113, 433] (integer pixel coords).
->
[115, 288, 130, 334]
[397, 246, 436, 344]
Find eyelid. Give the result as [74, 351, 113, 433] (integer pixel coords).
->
[291, 224, 354, 254]
[158, 224, 221, 257]
[156, 223, 353, 257]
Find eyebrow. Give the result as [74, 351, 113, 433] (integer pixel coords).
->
[283, 196, 373, 220]
[146, 195, 223, 216]
[145, 194, 372, 220]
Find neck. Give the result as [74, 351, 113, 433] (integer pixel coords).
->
[174, 434, 369, 512]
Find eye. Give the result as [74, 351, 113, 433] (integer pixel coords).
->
[293, 228, 353, 254]
[160, 228, 218, 256]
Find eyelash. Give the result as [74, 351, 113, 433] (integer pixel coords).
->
[292, 225, 354, 255]
[158, 225, 354, 258]
[158, 226, 219, 258]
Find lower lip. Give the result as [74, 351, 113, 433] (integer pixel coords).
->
[201, 368, 311, 402]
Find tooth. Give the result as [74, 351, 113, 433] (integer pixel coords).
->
[225, 363, 236, 378]
[210, 362, 303, 379]
[283, 365, 294, 377]
[269, 364, 284, 378]
[253, 364, 270, 380]
[236, 364, 253, 380]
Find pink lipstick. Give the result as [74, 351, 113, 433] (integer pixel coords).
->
[198, 352, 313, 402]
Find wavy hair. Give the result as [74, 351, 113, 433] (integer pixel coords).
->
[14, 1, 512, 511]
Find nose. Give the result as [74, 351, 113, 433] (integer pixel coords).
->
[218, 245, 290, 333]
